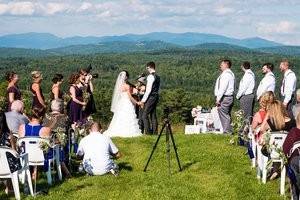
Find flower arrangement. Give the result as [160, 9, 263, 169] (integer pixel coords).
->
[230, 110, 245, 144]
[73, 116, 94, 143]
[39, 139, 51, 153]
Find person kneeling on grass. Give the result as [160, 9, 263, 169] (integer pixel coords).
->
[76, 122, 121, 176]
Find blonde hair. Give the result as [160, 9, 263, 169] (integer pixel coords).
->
[259, 91, 275, 110]
[268, 100, 289, 130]
[297, 111, 300, 126]
[31, 71, 42, 81]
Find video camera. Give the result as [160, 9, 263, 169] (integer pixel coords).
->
[86, 64, 99, 79]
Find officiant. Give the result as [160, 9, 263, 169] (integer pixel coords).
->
[134, 74, 146, 133]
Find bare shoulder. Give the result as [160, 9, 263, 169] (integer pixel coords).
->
[121, 83, 130, 92]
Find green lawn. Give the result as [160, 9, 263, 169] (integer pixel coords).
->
[0, 134, 287, 200]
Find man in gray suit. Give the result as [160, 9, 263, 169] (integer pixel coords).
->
[214, 59, 235, 133]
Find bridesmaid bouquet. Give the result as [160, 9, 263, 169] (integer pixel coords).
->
[82, 89, 90, 111]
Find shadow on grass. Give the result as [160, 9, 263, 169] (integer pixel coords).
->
[181, 161, 198, 171]
[119, 162, 133, 171]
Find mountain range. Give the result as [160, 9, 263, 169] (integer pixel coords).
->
[0, 32, 282, 50]
[0, 32, 300, 57]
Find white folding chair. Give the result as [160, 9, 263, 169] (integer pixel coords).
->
[261, 132, 287, 196]
[290, 142, 300, 200]
[248, 126, 257, 168]
[0, 146, 33, 200]
[17, 137, 62, 186]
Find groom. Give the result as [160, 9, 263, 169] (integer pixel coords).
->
[138, 62, 160, 135]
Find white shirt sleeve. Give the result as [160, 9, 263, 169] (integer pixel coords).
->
[77, 140, 84, 156]
[256, 77, 268, 100]
[108, 138, 119, 154]
[216, 73, 230, 102]
[283, 73, 297, 104]
[141, 74, 155, 103]
[236, 74, 248, 99]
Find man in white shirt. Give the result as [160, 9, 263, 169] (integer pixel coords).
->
[77, 122, 121, 176]
[138, 61, 160, 135]
[280, 60, 297, 118]
[214, 59, 235, 133]
[256, 63, 276, 101]
[236, 61, 255, 122]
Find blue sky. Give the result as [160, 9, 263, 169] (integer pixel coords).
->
[0, 0, 299, 45]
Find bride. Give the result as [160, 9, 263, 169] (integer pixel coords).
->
[104, 71, 142, 137]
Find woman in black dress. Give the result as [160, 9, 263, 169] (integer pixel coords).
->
[68, 73, 86, 124]
[6, 71, 21, 111]
[30, 71, 46, 109]
[51, 74, 64, 113]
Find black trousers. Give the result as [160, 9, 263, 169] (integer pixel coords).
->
[142, 95, 159, 134]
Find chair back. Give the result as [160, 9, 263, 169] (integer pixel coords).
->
[269, 132, 287, 159]
[17, 137, 49, 166]
[291, 141, 300, 155]
[0, 146, 18, 176]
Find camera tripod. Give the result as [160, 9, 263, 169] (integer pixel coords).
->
[143, 115, 182, 174]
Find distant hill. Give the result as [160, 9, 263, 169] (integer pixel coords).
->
[257, 46, 300, 56]
[2, 42, 299, 58]
[0, 32, 282, 49]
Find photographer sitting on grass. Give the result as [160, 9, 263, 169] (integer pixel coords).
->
[77, 122, 121, 176]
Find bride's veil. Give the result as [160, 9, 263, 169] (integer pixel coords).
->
[111, 71, 126, 113]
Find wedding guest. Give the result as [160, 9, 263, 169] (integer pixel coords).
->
[283, 113, 300, 200]
[280, 59, 297, 118]
[236, 61, 255, 122]
[214, 59, 235, 133]
[18, 107, 50, 138]
[6, 71, 21, 111]
[260, 100, 296, 133]
[77, 122, 121, 176]
[292, 89, 300, 118]
[256, 63, 276, 101]
[0, 112, 21, 195]
[68, 73, 86, 124]
[50, 74, 64, 112]
[5, 100, 29, 134]
[30, 71, 46, 109]
[252, 91, 275, 131]
[43, 100, 71, 178]
[260, 100, 296, 180]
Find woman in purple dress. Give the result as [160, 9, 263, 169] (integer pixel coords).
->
[6, 71, 21, 111]
[68, 73, 86, 124]
[30, 71, 46, 109]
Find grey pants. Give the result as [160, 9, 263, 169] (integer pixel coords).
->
[142, 95, 159, 134]
[289, 156, 300, 200]
[281, 95, 295, 119]
[218, 96, 234, 133]
[240, 94, 255, 123]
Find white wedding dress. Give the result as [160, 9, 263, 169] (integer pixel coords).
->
[104, 91, 142, 138]
[105, 71, 142, 137]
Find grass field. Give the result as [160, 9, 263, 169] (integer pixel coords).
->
[0, 133, 287, 200]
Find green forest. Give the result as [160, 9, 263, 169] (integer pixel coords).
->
[0, 49, 299, 124]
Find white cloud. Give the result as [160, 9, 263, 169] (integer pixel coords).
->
[214, 5, 235, 16]
[0, 1, 34, 16]
[257, 21, 298, 34]
[77, 2, 92, 12]
[44, 3, 69, 15]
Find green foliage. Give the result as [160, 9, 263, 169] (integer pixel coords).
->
[0, 49, 300, 123]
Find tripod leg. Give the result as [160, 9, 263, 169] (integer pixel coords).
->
[168, 123, 182, 171]
[143, 123, 166, 172]
[166, 123, 171, 175]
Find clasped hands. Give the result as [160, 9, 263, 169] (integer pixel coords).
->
[136, 101, 145, 109]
